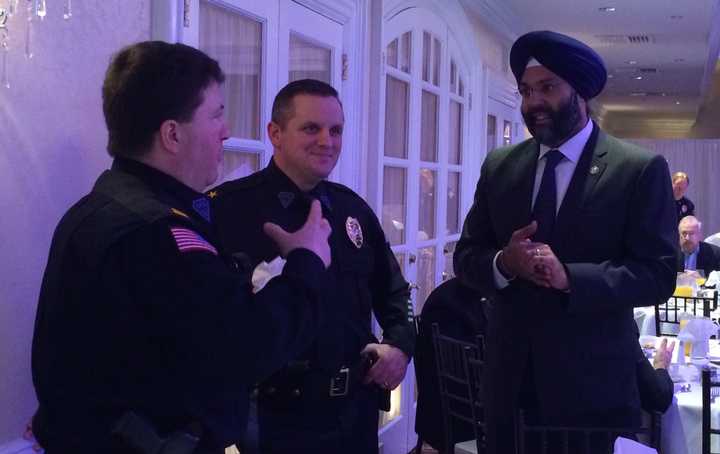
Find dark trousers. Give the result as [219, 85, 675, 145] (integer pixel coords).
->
[256, 385, 379, 454]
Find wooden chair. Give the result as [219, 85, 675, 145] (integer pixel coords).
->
[702, 367, 720, 454]
[517, 410, 661, 454]
[655, 292, 718, 336]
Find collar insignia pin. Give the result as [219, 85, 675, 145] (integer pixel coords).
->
[278, 192, 295, 208]
[170, 208, 190, 219]
[346, 217, 363, 249]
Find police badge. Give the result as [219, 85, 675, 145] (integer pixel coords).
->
[345, 216, 363, 249]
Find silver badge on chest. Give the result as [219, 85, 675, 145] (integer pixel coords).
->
[345, 216, 363, 249]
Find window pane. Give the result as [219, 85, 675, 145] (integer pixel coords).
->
[400, 31, 411, 73]
[449, 100, 462, 165]
[382, 167, 406, 245]
[386, 38, 398, 68]
[218, 151, 260, 184]
[422, 31, 431, 82]
[433, 38, 441, 86]
[487, 114, 497, 152]
[418, 168, 436, 240]
[416, 246, 436, 314]
[450, 59, 457, 94]
[503, 120, 512, 146]
[199, 1, 262, 140]
[384, 77, 409, 158]
[289, 33, 331, 83]
[447, 172, 460, 234]
[443, 241, 457, 280]
[420, 90, 438, 162]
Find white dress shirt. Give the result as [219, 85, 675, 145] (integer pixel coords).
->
[493, 119, 594, 288]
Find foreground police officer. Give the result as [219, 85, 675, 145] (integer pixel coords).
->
[211, 79, 415, 453]
[31, 42, 332, 454]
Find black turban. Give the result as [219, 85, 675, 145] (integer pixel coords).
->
[510, 30, 607, 100]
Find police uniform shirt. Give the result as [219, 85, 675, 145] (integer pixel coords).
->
[676, 196, 695, 221]
[31, 158, 327, 453]
[211, 159, 415, 372]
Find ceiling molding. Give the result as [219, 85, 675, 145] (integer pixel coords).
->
[460, 0, 523, 43]
[293, 0, 356, 25]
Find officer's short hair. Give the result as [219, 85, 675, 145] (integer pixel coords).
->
[102, 41, 225, 158]
[271, 79, 341, 128]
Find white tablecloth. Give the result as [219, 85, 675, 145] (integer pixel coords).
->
[648, 338, 720, 453]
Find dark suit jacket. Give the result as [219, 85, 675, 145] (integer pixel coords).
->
[414, 278, 488, 450]
[677, 241, 720, 276]
[636, 344, 674, 414]
[454, 123, 677, 451]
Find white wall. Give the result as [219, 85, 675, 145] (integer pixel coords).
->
[0, 1, 150, 444]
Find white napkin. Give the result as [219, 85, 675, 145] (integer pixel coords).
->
[613, 437, 657, 454]
[686, 317, 719, 357]
[251, 256, 287, 294]
[707, 270, 720, 288]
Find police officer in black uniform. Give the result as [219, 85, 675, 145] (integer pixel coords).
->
[31, 42, 332, 454]
[672, 171, 695, 221]
[211, 79, 415, 454]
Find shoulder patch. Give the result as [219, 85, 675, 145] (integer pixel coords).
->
[169, 226, 218, 255]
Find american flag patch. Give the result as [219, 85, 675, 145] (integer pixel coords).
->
[170, 227, 218, 255]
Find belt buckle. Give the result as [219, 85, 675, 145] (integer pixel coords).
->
[329, 367, 350, 397]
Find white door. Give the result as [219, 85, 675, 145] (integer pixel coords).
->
[377, 7, 470, 454]
[278, 0, 344, 182]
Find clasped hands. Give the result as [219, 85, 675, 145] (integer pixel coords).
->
[498, 221, 569, 291]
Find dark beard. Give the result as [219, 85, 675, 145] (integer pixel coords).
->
[523, 92, 583, 147]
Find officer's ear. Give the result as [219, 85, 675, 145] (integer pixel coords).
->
[158, 119, 182, 155]
[267, 121, 283, 148]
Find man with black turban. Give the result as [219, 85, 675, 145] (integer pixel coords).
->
[454, 31, 677, 453]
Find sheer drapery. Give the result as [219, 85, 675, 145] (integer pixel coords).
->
[384, 77, 409, 158]
[628, 139, 720, 237]
[199, 1, 262, 141]
[289, 34, 331, 83]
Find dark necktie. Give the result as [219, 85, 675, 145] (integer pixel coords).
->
[532, 149, 563, 243]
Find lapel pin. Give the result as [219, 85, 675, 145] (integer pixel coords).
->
[589, 165, 600, 175]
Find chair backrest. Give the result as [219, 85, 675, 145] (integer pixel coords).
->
[655, 293, 718, 336]
[431, 322, 479, 453]
[463, 335, 486, 453]
[516, 410, 661, 454]
[702, 368, 720, 454]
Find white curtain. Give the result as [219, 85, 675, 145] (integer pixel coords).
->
[289, 34, 331, 84]
[200, 1, 262, 140]
[628, 139, 720, 238]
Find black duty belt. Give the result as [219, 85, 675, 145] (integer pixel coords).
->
[258, 356, 374, 402]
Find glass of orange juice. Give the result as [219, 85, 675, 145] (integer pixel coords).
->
[679, 318, 693, 356]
